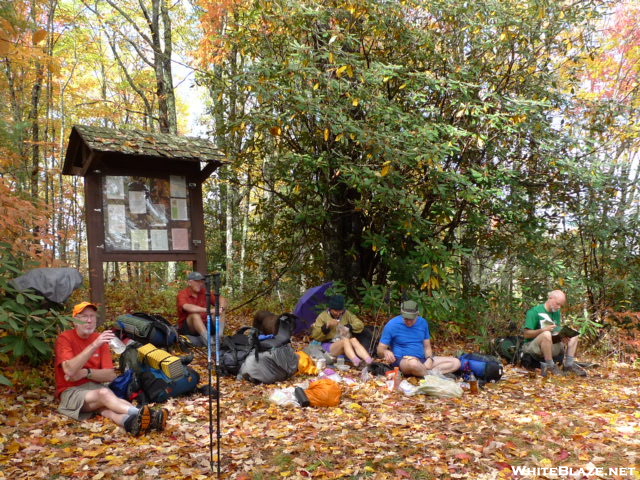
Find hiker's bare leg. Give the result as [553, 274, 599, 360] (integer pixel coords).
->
[348, 338, 370, 361]
[566, 335, 579, 358]
[536, 331, 554, 362]
[429, 356, 461, 374]
[82, 387, 133, 415]
[217, 296, 228, 335]
[100, 408, 128, 427]
[187, 311, 225, 338]
[330, 339, 359, 363]
[399, 356, 429, 376]
[186, 313, 207, 336]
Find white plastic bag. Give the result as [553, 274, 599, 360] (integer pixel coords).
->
[398, 379, 418, 395]
[404, 375, 463, 398]
[268, 387, 300, 407]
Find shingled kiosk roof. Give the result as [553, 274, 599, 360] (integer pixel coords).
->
[63, 125, 225, 181]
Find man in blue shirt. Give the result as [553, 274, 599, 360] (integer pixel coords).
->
[377, 300, 460, 376]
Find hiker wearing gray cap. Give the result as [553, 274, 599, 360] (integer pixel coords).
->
[177, 272, 227, 344]
[377, 300, 460, 376]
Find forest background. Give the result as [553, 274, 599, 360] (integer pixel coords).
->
[1, 0, 640, 381]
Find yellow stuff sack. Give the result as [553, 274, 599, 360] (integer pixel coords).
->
[137, 343, 183, 379]
[296, 351, 319, 375]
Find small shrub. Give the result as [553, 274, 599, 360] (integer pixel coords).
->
[0, 242, 74, 369]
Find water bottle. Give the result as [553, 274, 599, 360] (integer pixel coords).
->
[109, 336, 126, 354]
[386, 367, 401, 391]
[393, 367, 401, 391]
[469, 372, 479, 394]
[315, 357, 326, 373]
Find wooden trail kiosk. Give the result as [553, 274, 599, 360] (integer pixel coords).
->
[63, 125, 225, 308]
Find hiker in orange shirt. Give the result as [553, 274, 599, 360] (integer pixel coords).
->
[55, 302, 168, 435]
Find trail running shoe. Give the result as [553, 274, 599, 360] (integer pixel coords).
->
[124, 405, 151, 436]
[150, 407, 169, 431]
[563, 362, 587, 377]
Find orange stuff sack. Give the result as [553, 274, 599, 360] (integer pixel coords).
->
[296, 351, 319, 375]
[305, 379, 342, 407]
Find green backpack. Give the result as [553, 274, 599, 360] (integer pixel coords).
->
[493, 336, 524, 365]
[494, 335, 564, 369]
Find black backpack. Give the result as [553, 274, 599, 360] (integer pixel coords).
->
[367, 362, 393, 376]
[217, 313, 296, 377]
[116, 313, 179, 348]
[494, 335, 564, 369]
[217, 327, 261, 376]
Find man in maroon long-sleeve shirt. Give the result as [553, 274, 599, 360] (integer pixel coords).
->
[176, 272, 227, 344]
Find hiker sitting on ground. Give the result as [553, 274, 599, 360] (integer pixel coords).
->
[55, 302, 167, 436]
[310, 295, 373, 368]
[177, 271, 228, 344]
[523, 290, 586, 377]
[377, 300, 460, 377]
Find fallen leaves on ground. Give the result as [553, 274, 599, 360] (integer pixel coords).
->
[1, 335, 638, 479]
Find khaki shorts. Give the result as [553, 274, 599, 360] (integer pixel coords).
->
[58, 382, 105, 421]
[523, 335, 564, 359]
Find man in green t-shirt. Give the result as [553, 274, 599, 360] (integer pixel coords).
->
[523, 290, 586, 377]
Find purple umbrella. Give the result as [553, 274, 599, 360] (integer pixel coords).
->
[293, 282, 334, 335]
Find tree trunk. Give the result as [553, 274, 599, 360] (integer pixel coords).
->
[239, 173, 251, 291]
[321, 181, 372, 299]
[149, 0, 176, 133]
[225, 183, 234, 295]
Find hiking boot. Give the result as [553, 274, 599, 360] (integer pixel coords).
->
[150, 407, 169, 431]
[180, 354, 194, 365]
[563, 362, 587, 377]
[541, 362, 563, 377]
[124, 405, 151, 436]
[197, 385, 219, 398]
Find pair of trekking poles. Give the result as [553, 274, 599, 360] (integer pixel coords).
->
[203, 273, 222, 478]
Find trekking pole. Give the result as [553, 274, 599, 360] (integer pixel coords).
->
[213, 272, 222, 479]
[369, 286, 388, 354]
[204, 274, 215, 473]
[276, 279, 285, 312]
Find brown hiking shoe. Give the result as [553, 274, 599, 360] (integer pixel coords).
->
[150, 407, 169, 431]
[563, 362, 587, 377]
[124, 405, 151, 436]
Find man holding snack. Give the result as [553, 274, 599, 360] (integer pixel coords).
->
[523, 290, 586, 377]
